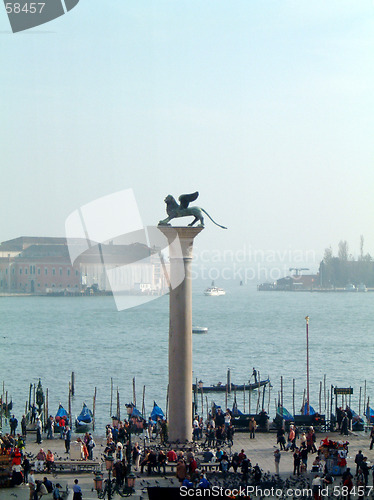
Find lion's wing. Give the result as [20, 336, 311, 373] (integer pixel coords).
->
[178, 191, 199, 209]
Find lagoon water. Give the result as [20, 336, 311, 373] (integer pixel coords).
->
[0, 285, 373, 435]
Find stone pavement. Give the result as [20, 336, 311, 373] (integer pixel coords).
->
[1, 428, 374, 499]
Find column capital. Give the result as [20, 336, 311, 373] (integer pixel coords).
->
[158, 226, 204, 259]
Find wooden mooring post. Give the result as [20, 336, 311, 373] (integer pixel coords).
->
[71, 372, 75, 397]
[92, 390, 96, 432]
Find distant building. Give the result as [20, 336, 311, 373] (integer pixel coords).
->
[0, 236, 168, 295]
[258, 273, 320, 291]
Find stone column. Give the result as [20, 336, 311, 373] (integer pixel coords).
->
[158, 226, 203, 442]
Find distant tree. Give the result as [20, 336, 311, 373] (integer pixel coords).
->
[323, 246, 333, 264]
[338, 240, 349, 261]
[320, 239, 374, 287]
[359, 235, 364, 261]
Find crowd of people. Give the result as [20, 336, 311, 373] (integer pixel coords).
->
[2, 404, 374, 499]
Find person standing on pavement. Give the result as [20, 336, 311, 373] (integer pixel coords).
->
[10, 415, 18, 436]
[46, 416, 54, 440]
[72, 479, 82, 500]
[274, 449, 281, 476]
[87, 434, 95, 460]
[36, 417, 43, 444]
[28, 469, 36, 500]
[249, 417, 257, 439]
[21, 414, 27, 437]
[354, 450, 364, 476]
[64, 426, 71, 454]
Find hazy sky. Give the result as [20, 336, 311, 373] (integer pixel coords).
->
[1, 1, 373, 269]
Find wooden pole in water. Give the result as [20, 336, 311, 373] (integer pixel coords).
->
[46, 388, 49, 422]
[1, 382, 4, 427]
[367, 397, 370, 421]
[28, 383, 32, 412]
[280, 376, 283, 410]
[243, 384, 246, 413]
[205, 396, 209, 420]
[142, 386, 146, 418]
[116, 388, 120, 420]
[227, 368, 231, 394]
[359, 387, 362, 415]
[71, 372, 75, 397]
[319, 381, 322, 414]
[349, 387, 351, 408]
[110, 378, 113, 417]
[248, 388, 251, 414]
[324, 374, 327, 414]
[68, 382, 72, 427]
[133, 377, 136, 408]
[225, 384, 228, 410]
[305, 316, 310, 415]
[293, 379, 295, 417]
[302, 389, 306, 412]
[256, 387, 261, 414]
[33, 384, 36, 405]
[92, 387, 96, 432]
[262, 385, 266, 411]
[267, 382, 271, 414]
[364, 381, 367, 415]
[200, 386, 204, 418]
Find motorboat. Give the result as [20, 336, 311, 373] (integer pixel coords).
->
[192, 326, 208, 334]
[204, 286, 225, 296]
[344, 284, 356, 292]
[357, 283, 367, 292]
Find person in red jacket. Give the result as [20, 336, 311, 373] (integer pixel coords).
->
[167, 449, 177, 462]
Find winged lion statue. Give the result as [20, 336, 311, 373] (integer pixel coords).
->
[158, 192, 227, 229]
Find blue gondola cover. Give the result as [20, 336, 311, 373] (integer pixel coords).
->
[365, 407, 374, 423]
[77, 403, 93, 424]
[301, 403, 316, 415]
[277, 406, 294, 421]
[151, 401, 164, 421]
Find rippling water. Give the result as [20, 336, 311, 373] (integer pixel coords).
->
[0, 285, 373, 435]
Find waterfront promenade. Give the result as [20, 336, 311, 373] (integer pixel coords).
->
[1, 428, 374, 499]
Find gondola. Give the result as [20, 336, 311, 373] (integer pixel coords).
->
[55, 403, 69, 428]
[351, 410, 365, 431]
[365, 407, 374, 424]
[75, 402, 93, 432]
[150, 401, 164, 423]
[192, 378, 270, 393]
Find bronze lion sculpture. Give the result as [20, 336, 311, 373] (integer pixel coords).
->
[158, 192, 227, 229]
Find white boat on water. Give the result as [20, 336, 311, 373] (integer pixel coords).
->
[204, 286, 226, 296]
[192, 326, 208, 334]
[357, 283, 368, 292]
[344, 284, 356, 292]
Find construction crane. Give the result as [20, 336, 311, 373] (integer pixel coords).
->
[289, 267, 309, 277]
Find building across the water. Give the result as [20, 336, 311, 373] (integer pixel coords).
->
[258, 273, 321, 291]
[0, 236, 168, 295]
